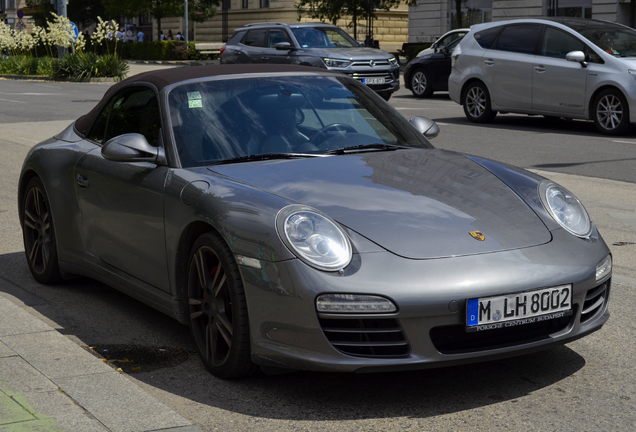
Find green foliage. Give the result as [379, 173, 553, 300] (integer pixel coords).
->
[24, 0, 56, 28]
[50, 52, 129, 80]
[89, 41, 200, 60]
[404, 44, 430, 62]
[0, 55, 39, 75]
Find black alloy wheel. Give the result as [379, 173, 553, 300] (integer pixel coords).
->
[22, 177, 62, 284]
[463, 81, 497, 123]
[410, 69, 433, 98]
[593, 88, 632, 135]
[186, 232, 256, 378]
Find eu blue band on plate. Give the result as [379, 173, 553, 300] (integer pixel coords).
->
[467, 298, 479, 326]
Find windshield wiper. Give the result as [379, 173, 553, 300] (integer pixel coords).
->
[323, 143, 406, 155]
[209, 153, 325, 166]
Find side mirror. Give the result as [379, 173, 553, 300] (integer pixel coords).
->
[409, 116, 440, 139]
[275, 42, 294, 51]
[358, 41, 365, 47]
[102, 133, 165, 164]
[565, 50, 587, 68]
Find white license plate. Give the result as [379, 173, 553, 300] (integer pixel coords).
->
[466, 284, 572, 331]
[362, 77, 385, 85]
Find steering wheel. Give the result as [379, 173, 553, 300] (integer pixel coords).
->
[310, 123, 358, 146]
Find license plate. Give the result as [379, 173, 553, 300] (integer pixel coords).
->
[362, 77, 385, 85]
[466, 284, 572, 332]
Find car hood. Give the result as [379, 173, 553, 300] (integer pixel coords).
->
[305, 47, 395, 60]
[210, 149, 551, 259]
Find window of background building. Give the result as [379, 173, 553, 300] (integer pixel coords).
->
[243, 0, 248, 8]
[260, 0, 269, 8]
[450, 0, 492, 30]
[548, 0, 592, 18]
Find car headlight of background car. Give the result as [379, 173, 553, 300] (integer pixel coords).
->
[389, 57, 399, 67]
[539, 181, 592, 238]
[323, 58, 352, 68]
[276, 205, 352, 271]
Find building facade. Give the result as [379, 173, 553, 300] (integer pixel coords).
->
[408, 0, 634, 43]
[157, 0, 409, 53]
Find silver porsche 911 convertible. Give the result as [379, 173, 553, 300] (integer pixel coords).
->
[19, 64, 612, 378]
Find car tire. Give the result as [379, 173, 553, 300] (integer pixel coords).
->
[186, 232, 257, 379]
[593, 89, 632, 135]
[463, 81, 497, 123]
[22, 177, 62, 284]
[410, 69, 433, 98]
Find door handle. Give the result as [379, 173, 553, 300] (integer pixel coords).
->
[484, 59, 494, 66]
[76, 173, 89, 189]
[534, 66, 546, 73]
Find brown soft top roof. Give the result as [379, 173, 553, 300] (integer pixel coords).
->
[75, 64, 333, 137]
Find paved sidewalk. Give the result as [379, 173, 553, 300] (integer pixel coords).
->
[0, 278, 202, 432]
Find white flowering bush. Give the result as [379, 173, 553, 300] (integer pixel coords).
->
[0, 13, 127, 80]
[0, 21, 18, 54]
[92, 16, 120, 56]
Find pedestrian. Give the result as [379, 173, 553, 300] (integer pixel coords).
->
[167, 30, 173, 40]
[137, 30, 144, 43]
[160, 31, 166, 41]
[176, 32, 183, 41]
[116, 28, 124, 40]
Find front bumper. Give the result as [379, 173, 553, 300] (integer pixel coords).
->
[238, 227, 611, 373]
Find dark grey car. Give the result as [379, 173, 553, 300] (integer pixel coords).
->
[220, 22, 400, 100]
[19, 64, 611, 379]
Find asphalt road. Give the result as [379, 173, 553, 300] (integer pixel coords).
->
[0, 76, 634, 431]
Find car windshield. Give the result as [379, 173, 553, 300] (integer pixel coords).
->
[564, 21, 636, 57]
[168, 76, 432, 167]
[291, 27, 359, 48]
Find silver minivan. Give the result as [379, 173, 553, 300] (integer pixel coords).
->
[449, 18, 636, 135]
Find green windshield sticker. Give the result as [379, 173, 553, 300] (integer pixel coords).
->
[189, 99, 203, 109]
[187, 91, 202, 100]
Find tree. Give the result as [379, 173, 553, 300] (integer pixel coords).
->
[296, 0, 403, 41]
[24, 0, 56, 28]
[104, 0, 218, 38]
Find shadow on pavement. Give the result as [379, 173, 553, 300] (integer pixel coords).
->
[0, 251, 588, 423]
[433, 113, 636, 139]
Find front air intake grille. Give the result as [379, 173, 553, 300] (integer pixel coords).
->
[581, 281, 610, 323]
[318, 317, 410, 357]
[430, 310, 574, 355]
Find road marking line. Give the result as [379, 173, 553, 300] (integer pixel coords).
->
[0, 98, 26, 104]
[16, 137, 39, 143]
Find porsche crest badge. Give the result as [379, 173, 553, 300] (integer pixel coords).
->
[469, 231, 485, 241]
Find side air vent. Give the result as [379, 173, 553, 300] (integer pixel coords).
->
[318, 317, 410, 357]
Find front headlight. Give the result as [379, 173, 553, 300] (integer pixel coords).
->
[539, 181, 592, 238]
[389, 57, 399, 67]
[323, 58, 352, 68]
[276, 205, 352, 271]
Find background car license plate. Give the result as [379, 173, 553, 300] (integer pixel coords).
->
[363, 77, 385, 85]
[466, 284, 572, 329]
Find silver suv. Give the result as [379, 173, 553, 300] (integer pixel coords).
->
[449, 18, 636, 135]
[220, 22, 400, 100]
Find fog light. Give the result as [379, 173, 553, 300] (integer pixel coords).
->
[596, 255, 612, 281]
[316, 294, 397, 313]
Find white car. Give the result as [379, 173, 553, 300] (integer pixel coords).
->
[417, 29, 470, 57]
[449, 18, 636, 135]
